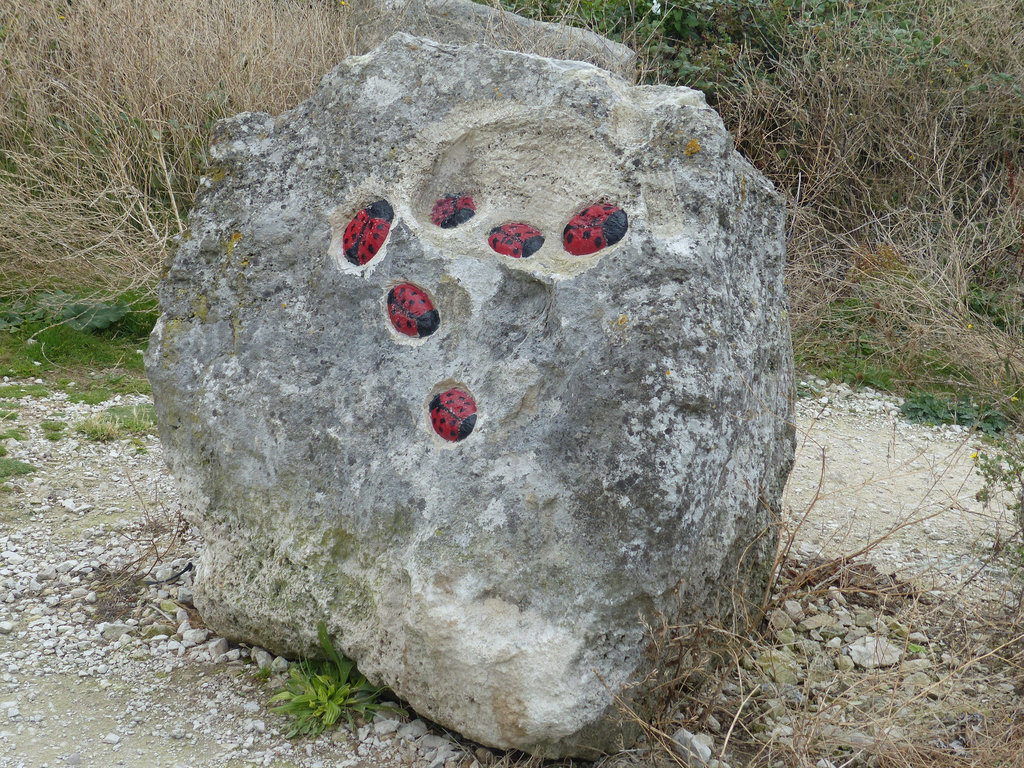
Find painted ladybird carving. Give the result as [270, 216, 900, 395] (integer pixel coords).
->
[387, 283, 440, 338]
[342, 200, 394, 265]
[562, 203, 627, 256]
[487, 222, 544, 259]
[429, 388, 477, 442]
[430, 194, 476, 229]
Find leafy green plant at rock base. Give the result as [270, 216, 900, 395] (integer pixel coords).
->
[269, 623, 403, 738]
[0, 293, 156, 384]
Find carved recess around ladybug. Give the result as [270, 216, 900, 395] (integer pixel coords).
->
[329, 191, 628, 443]
[327, 119, 631, 444]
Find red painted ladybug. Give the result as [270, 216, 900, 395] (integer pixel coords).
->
[429, 388, 477, 442]
[342, 200, 394, 265]
[563, 203, 627, 256]
[387, 283, 440, 338]
[487, 222, 544, 259]
[430, 194, 476, 228]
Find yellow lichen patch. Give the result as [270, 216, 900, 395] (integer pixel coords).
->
[617, 314, 628, 326]
[191, 295, 209, 323]
[225, 231, 243, 256]
[685, 138, 701, 156]
[206, 166, 227, 184]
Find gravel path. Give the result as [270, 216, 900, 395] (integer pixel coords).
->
[0, 377, 1020, 768]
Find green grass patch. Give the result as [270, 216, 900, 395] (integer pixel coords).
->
[40, 420, 67, 441]
[64, 387, 116, 405]
[0, 458, 36, 480]
[75, 404, 157, 442]
[0, 294, 157, 381]
[62, 370, 151, 403]
[0, 428, 27, 441]
[0, 384, 50, 399]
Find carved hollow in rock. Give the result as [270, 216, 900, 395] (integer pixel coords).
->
[431, 194, 476, 228]
[343, 200, 394, 265]
[429, 387, 477, 442]
[563, 203, 627, 256]
[487, 222, 544, 259]
[387, 283, 440, 338]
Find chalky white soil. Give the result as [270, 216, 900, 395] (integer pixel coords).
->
[0, 377, 1019, 768]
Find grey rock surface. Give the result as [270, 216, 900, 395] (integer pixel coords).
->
[375, 0, 636, 81]
[146, 33, 794, 757]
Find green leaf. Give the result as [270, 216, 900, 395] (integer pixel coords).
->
[60, 301, 128, 332]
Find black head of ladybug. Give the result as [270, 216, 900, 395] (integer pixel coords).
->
[366, 199, 395, 223]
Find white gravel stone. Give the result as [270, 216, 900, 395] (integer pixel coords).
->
[847, 636, 902, 669]
[206, 637, 229, 657]
[252, 647, 274, 670]
[671, 727, 712, 765]
[181, 628, 210, 646]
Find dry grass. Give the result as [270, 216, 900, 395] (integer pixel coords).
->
[715, 0, 1024, 409]
[0, 0, 358, 300]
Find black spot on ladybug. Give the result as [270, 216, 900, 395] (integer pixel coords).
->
[342, 200, 394, 266]
[387, 283, 439, 338]
[487, 222, 544, 259]
[563, 203, 627, 256]
[429, 388, 477, 442]
[431, 194, 476, 228]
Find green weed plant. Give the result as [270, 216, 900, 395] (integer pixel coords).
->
[76, 404, 156, 442]
[269, 623, 401, 738]
[975, 441, 1024, 543]
[900, 391, 1007, 435]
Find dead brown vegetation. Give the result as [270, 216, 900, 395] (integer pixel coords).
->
[0, 0, 357, 299]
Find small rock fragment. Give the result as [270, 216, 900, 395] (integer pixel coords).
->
[847, 636, 902, 669]
[671, 727, 712, 766]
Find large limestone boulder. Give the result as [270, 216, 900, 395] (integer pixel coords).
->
[375, 0, 637, 81]
[147, 33, 794, 758]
